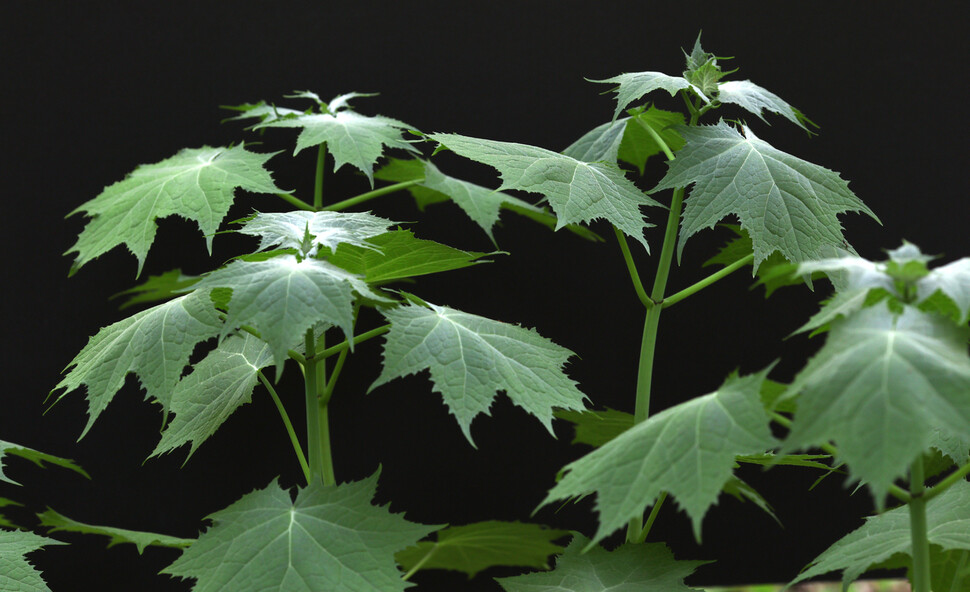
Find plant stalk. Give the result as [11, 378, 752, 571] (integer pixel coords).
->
[303, 329, 334, 484]
[274, 192, 316, 211]
[663, 254, 754, 309]
[314, 143, 327, 210]
[257, 370, 311, 484]
[323, 180, 423, 211]
[909, 456, 931, 592]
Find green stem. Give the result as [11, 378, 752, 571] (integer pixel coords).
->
[663, 254, 754, 309]
[274, 192, 315, 211]
[321, 347, 349, 406]
[948, 550, 968, 592]
[257, 370, 311, 484]
[613, 226, 652, 308]
[323, 179, 423, 211]
[303, 329, 326, 481]
[635, 491, 668, 543]
[909, 456, 932, 592]
[314, 330, 336, 486]
[401, 546, 438, 581]
[634, 117, 675, 161]
[314, 143, 327, 209]
[923, 460, 970, 503]
[315, 324, 392, 359]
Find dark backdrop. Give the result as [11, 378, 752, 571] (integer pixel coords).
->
[2, 2, 968, 590]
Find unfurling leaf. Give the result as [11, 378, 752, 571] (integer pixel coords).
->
[193, 255, 389, 369]
[67, 145, 281, 275]
[37, 508, 194, 553]
[395, 521, 569, 578]
[780, 304, 970, 505]
[590, 71, 710, 121]
[789, 480, 970, 589]
[652, 121, 876, 269]
[370, 301, 587, 444]
[495, 535, 709, 591]
[152, 333, 273, 460]
[0, 440, 89, 485]
[0, 529, 64, 592]
[163, 472, 436, 592]
[253, 92, 419, 185]
[236, 210, 395, 256]
[541, 368, 778, 543]
[428, 133, 661, 250]
[53, 291, 224, 437]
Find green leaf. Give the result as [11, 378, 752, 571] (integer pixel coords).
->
[328, 230, 491, 283]
[194, 255, 388, 369]
[428, 133, 661, 251]
[67, 145, 282, 275]
[652, 121, 876, 269]
[541, 368, 778, 543]
[789, 480, 970, 588]
[112, 269, 201, 310]
[370, 301, 587, 444]
[618, 106, 687, 174]
[395, 521, 569, 578]
[236, 210, 395, 256]
[151, 333, 273, 460]
[553, 408, 634, 447]
[163, 472, 436, 592]
[0, 440, 89, 485]
[918, 257, 970, 324]
[0, 529, 64, 592]
[721, 476, 779, 525]
[590, 71, 709, 121]
[780, 304, 970, 504]
[495, 535, 709, 591]
[222, 101, 303, 128]
[561, 118, 628, 163]
[53, 291, 224, 437]
[255, 93, 419, 185]
[37, 508, 194, 553]
[717, 80, 808, 130]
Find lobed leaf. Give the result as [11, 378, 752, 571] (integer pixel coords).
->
[112, 268, 201, 310]
[0, 529, 64, 592]
[328, 229, 491, 283]
[67, 145, 281, 276]
[236, 209, 395, 256]
[553, 408, 634, 448]
[429, 133, 661, 250]
[590, 71, 709, 121]
[0, 440, 89, 485]
[151, 333, 274, 460]
[37, 508, 194, 553]
[495, 535, 709, 591]
[789, 480, 970, 588]
[163, 472, 436, 592]
[370, 301, 587, 445]
[395, 521, 569, 578]
[780, 304, 970, 505]
[53, 291, 224, 437]
[652, 121, 876, 270]
[716, 80, 808, 130]
[193, 255, 389, 369]
[541, 368, 778, 543]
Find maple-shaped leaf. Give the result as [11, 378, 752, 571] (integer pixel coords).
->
[54, 291, 224, 437]
[590, 71, 710, 121]
[780, 304, 970, 504]
[236, 210, 395, 257]
[652, 121, 876, 269]
[495, 535, 709, 592]
[541, 368, 778, 543]
[328, 230, 491, 283]
[193, 255, 388, 369]
[67, 145, 282, 275]
[255, 92, 419, 185]
[222, 101, 303, 127]
[0, 440, 88, 485]
[163, 472, 436, 592]
[38, 508, 193, 553]
[789, 480, 970, 589]
[429, 133, 660, 250]
[395, 521, 569, 578]
[370, 301, 587, 444]
[151, 333, 273, 460]
[717, 80, 808, 130]
[918, 257, 970, 324]
[562, 106, 686, 175]
[0, 529, 64, 592]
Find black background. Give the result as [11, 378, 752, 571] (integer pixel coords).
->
[2, 1, 968, 590]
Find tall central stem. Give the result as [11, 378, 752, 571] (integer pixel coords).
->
[909, 456, 931, 592]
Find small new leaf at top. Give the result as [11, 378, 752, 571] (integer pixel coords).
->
[234, 210, 396, 258]
[234, 91, 420, 186]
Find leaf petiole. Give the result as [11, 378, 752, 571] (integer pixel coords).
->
[662, 253, 753, 309]
[257, 370, 311, 484]
[315, 324, 392, 359]
[274, 192, 315, 211]
[323, 180, 423, 212]
[400, 545, 437, 581]
[634, 117, 675, 161]
[634, 491, 667, 543]
[613, 226, 652, 308]
[921, 460, 970, 504]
